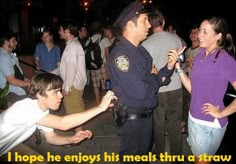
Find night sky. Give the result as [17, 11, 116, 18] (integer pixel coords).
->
[27, 0, 234, 26]
[1, 0, 235, 44]
[31, 0, 235, 42]
[156, 0, 235, 41]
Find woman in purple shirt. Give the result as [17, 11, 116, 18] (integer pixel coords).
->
[172, 17, 236, 164]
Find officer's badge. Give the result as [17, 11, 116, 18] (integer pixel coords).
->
[115, 55, 129, 72]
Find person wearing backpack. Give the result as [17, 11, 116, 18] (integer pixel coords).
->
[89, 22, 111, 105]
[77, 24, 89, 49]
[103, 24, 120, 77]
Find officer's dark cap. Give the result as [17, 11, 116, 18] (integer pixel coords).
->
[114, 0, 148, 28]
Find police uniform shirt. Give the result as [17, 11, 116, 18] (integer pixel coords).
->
[109, 37, 174, 109]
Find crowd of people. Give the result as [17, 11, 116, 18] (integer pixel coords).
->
[0, 0, 236, 164]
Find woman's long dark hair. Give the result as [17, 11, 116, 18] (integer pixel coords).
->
[206, 17, 236, 58]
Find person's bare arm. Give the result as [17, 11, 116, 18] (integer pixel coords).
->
[105, 47, 109, 65]
[176, 62, 192, 93]
[38, 91, 115, 130]
[173, 48, 192, 93]
[6, 74, 30, 87]
[44, 130, 92, 145]
[34, 58, 41, 70]
[202, 81, 236, 118]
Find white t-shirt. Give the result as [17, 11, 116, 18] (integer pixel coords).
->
[0, 98, 53, 156]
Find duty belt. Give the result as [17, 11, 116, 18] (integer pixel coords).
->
[126, 111, 152, 120]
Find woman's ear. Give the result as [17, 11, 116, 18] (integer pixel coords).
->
[216, 33, 222, 41]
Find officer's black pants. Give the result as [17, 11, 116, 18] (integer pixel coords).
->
[119, 115, 153, 164]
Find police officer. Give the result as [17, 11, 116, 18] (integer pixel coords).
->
[109, 1, 185, 163]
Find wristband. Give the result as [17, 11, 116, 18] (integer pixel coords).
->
[176, 69, 184, 74]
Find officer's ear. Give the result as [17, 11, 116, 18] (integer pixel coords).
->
[127, 20, 135, 29]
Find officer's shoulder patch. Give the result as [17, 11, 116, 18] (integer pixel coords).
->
[114, 55, 129, 72]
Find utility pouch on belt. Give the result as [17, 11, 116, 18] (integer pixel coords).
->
[111, 100, 127, 127]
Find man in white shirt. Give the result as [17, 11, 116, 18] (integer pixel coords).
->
[0, 73, 115, 163]
[58, 20, 87, 133]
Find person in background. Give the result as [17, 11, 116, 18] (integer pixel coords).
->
[77, 24, 90, 86]
[167, 24, 187, 48]
[103, 24, 120, 53]
[142, 10, 184, 161]
[90, 21, 111, 105]
[183, 24, 200, 75]
[174, 16, 236, 164]
[181, 24, 200, 134]
[103, 24, 120, 77]
[0, 34, 30, 106]
[34, 27, 61, 72]
[57, 20, 87, 134]
[0, 73, 116, 163]
[77, 24, 88, 49]
[110, 1, 183, 162]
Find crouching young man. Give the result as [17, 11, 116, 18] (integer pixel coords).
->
[0, 73, 115, 163]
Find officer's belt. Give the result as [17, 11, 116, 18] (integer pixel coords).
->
[126, 111, 152, 120]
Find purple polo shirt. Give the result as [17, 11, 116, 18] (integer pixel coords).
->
[190, 48, 236, 127]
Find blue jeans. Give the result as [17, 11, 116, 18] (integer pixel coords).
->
[187, 117, 227, 157]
